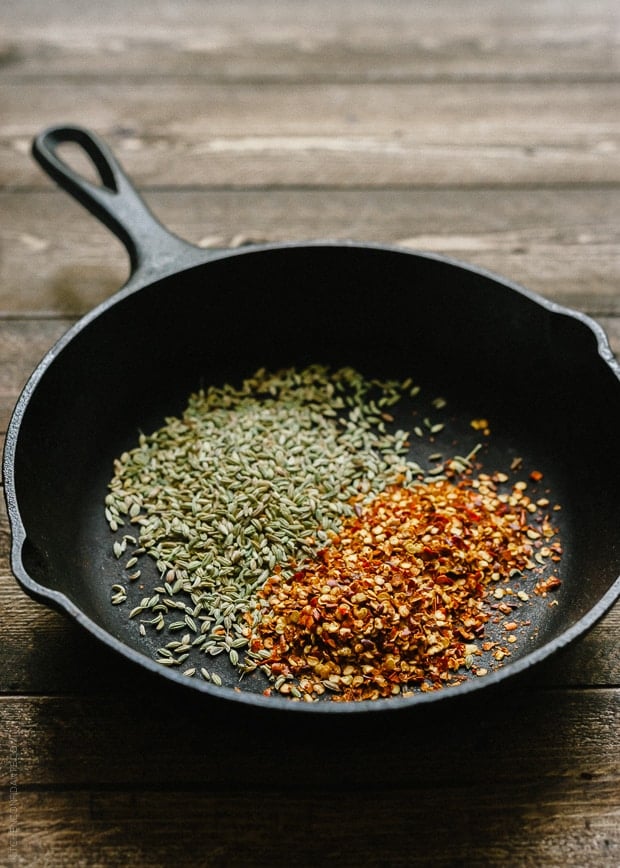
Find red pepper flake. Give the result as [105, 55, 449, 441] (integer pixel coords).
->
[534, 576, 562, 596]
[470, 418, 491, 436]
[252, 475, 562, 702]
[530, 470, 544, 482]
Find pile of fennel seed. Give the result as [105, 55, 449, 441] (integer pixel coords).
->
[105, 364, 469, 681]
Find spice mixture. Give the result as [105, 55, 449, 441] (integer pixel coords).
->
[251, 477, 561, 701]
[105, 364, 562, 701]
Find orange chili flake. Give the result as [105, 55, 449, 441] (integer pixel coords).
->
[470, 418, 491, 436]
[252, 475, 561, 702]
[534, 575, 562, 596]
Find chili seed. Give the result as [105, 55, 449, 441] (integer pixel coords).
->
[252, 476, 561, 702]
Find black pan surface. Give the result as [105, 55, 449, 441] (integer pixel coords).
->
[4, 126, 620, 713]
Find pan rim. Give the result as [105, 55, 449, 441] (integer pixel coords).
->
[4, 239, 620, 713]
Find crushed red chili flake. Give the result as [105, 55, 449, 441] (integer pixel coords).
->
[251, 475, 561, 702]
[470, 418, 490, 433]
[534, 575, 562, 595]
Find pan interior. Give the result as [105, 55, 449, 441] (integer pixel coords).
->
[13, 245, 620, 699]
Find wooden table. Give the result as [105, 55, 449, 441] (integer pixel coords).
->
[1, 2, 619, 864]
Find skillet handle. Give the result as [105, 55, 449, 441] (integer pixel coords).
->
[32, 125, 205, 284]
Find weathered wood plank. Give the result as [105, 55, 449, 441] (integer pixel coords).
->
[1, 189, 619, 316]
[1, 687, 618, 788]
[2, 0, 619, 82]
[1, 781, 618, 867]
[2, 82, 619, 187]
[0, 320, 73, 432]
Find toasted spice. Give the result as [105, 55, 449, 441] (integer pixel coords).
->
[105, 363, 563, 700]
[105, 365, 461, 671]
[534, 575, 562, 595]
[251, 475, 561, 702]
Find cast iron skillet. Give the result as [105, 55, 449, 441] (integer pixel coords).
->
[4, 125, 620, 713]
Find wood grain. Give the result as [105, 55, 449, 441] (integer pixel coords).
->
[1, 685, 619, 787]
[0, 320, 72, 431]
[2, 783, 617, 867]
[1, 686, 619, 863]
[3, 81, 619, 188]
[1, 189, 619, 316]
[2, 0, 619, 82]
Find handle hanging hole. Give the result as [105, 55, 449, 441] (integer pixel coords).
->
[55, 138, 119, 193]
